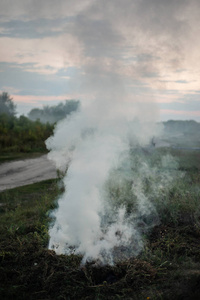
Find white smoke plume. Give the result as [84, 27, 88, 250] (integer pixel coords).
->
[45, 0, 181, 265]
[46, 104, 179, 265]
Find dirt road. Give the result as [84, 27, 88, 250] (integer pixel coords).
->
[0, 155, 57, 191]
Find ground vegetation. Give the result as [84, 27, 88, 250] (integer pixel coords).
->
[0, 149, 200, 299]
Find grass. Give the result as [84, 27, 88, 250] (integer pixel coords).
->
[0, 149, 200, 299]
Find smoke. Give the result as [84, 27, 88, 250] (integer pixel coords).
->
[45, 1, 181, 265]
[46, 104, 179, 265]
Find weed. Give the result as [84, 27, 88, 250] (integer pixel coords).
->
[1, 151, 200, 299]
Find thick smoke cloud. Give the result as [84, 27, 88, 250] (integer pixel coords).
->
[44, 1, 186, 264]
[46, 109, 179, 264]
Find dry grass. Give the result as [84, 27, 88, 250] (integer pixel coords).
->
[0, 150, 200, 299]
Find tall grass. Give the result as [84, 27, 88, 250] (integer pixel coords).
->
[0, 150, 200, 299]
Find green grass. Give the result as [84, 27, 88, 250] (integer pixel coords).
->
[0, 150, 200, 299]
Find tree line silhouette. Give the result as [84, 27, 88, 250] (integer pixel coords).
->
[0, 92, 79, 153]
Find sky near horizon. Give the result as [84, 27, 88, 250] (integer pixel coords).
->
[0, 0, 200, 121]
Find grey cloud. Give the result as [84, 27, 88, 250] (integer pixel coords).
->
[1, 0, 200, 99]
[0, 18, 69, 38]
[180, 93, 200, 103]
[160, 99, 200, 111]
[0, 0, 91, 21]
[68, 0, 200, 84]
[84, 0, 191, 42]
[0, 62, 69, 96]
[175, 80, 189, 84]
[70, 15, 123, 58]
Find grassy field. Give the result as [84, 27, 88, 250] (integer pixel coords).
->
[0, 149, 200, 299]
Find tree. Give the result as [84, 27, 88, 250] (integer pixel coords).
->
[0, 92, 17, 116]
[28, 99, 80, 123]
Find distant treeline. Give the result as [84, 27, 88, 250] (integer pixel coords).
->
[28, 100, 80, 124]
[0, 114, 53, 153]
[162, 120, 200, 148]
[163, 120, 200, 134]
[1, 91, 200, 154]
[0, 92, 81, 153]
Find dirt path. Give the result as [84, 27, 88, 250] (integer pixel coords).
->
[0, 155, 57, 191]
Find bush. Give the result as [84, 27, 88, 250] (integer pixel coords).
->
[0, 114, 54, 153]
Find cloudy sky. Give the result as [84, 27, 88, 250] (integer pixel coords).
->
[0, 0, 200, 121]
